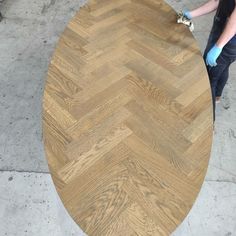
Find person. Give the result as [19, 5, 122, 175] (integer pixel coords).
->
[0, 0, 4, 22]
[183, 0, 236, 121]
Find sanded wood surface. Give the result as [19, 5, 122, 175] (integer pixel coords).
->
[43, 0, 213, 235]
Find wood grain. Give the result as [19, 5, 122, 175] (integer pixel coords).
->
[43, 0, 213, 235]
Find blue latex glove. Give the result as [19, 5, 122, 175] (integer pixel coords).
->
[206, 45, 222, 67]
[183, 11, 192, 20]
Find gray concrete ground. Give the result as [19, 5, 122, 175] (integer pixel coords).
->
[0, 0, 235, 235]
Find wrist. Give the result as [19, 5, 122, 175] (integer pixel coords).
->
[216, 41, 225, 49]
[214, 44, 223, 51]
[184, 11, 192, 19]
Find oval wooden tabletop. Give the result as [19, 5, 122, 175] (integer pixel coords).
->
[43, 0, 214, 235]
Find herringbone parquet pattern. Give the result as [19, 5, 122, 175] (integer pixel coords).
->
[43, 0, 213, 235]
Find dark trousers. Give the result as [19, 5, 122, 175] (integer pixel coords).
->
[203, 16, 236, 121]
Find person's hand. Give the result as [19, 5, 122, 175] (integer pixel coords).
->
[183, 11, 192, 19]
[206, 45, 222, 67]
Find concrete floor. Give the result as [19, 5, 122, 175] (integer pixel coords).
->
[0, 0, 235, 235]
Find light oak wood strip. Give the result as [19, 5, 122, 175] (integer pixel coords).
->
[60, 142, 132, 203]
[104, 212, 138, 236]
[43, 0, 213, 235]
[51, 55, 83, 85]
[66, 107, 131, 154]
[70, 66, 131, 106]
[182, 106, 213, 143]
[90, 0, 128, 17]
[58, 123, 132, 183]
[123, 134, 195, 189]
[179, 88, 212, 122]
[121, 203, 167, 236]
[44, 91, 77, 130]
[175, 76, 211, 107]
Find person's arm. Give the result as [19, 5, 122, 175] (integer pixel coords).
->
[206, 4, 236, 66]
[216, 6, 236, 47]
[185, 0, 219, 19]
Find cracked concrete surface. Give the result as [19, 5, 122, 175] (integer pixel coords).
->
[0, 0, 236, 235]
